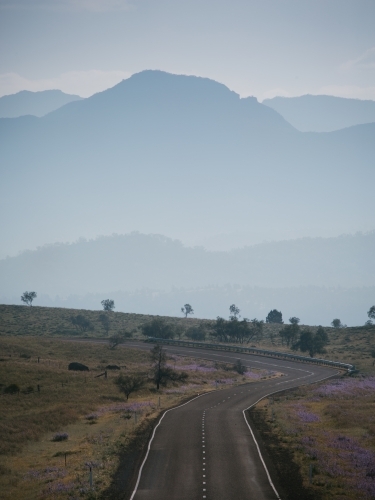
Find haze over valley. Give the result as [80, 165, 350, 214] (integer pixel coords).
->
[1, 70, 374, 326]
[2, 3, 375, 499]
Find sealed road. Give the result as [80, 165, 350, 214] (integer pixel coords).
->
[125, 342, 338, 500]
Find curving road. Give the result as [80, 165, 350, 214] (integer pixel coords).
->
[124, 342, 338, 500]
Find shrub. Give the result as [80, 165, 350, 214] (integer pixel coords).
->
[52, 432, 69, 442]
[85, 413, 98, 420]
[233, 359, 246, 375]
[266, 309, 283, 324]
[68, 362, 89, 371]
[4, 384, 20, 394]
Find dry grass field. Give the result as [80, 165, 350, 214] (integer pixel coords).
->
[1, 304, 375, 499]
[0, 332, 277, 499]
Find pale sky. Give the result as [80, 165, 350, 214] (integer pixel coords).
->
[0, 0, 375, 100]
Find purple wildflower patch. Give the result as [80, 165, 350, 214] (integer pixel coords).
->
[300, 431, 375, 498]
[25, 467, 67, 481]
[316, 377, 375, 398]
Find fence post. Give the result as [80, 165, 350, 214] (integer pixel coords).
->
[309, 464, 313, 483]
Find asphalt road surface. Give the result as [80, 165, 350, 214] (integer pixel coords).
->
[123, 342, 338, 500]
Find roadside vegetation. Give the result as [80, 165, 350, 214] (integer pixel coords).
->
[250, 377, 375, 500]
[0, 334, 278, 499]
[1, 303, 375, 499]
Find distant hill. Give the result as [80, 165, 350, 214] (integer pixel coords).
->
[0, 231, 374, 327]
[0, 89, 83, 118]
[263, 94, 375, 132]
[0, 71, 374, 259]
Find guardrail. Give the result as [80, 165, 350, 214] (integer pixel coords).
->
[145, 337, 356, 373]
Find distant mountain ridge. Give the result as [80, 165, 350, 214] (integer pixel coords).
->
[0, 89, 83, 118]
[0, 70, 374, 258]
[263, 94, 375, 132]
[0, 231, 374, 326]
[1, 231, 374, 297]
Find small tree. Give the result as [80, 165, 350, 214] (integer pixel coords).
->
[141, 318, 175, 339]
[279, 323, 299, 347]
[150, 344, 188, 390]
[21, 291, 37, 306]
[108, 331, 130, 349]
[289, 317, 300, 325]
[185, 324, 206, 341]
[367, 306, 375, 324]
[331, 318, 343, 328]
[70, 314, 94, 333]
[266, 309, 283, 324]
[101, 299, 115, 311]
[229, 304, 241, 320]
[233, 359, 246, 375]
[115, 374, 144, 400]
[98, 314, 110, 335]
[292, 326, 328, 357]
[181, 304, 194, 318]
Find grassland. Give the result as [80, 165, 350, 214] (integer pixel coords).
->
[1, 304, 375, 499]
[1, 304, 374, 375]
[0, 332, 277, 499]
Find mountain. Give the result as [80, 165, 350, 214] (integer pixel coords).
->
[263, 94, 375, 132]
[0, 89, 83, 118]
[0, 232, 374, 326]
[0, 70, 374, 258]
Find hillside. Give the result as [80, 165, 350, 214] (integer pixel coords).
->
[1, 232, 374, 294]
[1, 304, 374, 374]
[0, 89, 83, 118]
[263, 94, 375, 132]
[0, 71, 374, 258]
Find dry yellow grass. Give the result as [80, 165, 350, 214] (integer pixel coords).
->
[0, 334, 277, 499]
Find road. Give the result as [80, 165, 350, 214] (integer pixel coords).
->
[123, 342, 338, 500]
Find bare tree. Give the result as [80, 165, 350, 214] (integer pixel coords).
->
[115, 374, 144, 400]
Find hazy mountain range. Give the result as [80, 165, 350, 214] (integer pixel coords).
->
[0, 90, 83, 118]
[1, 70, 374, 258]
[0, 231, 374, 326]
[263, 95, 375, 133]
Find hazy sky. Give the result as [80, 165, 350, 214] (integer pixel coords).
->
[1, 0, 375, 100]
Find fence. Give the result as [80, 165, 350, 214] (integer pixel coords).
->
[144, 337, 356, 373]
